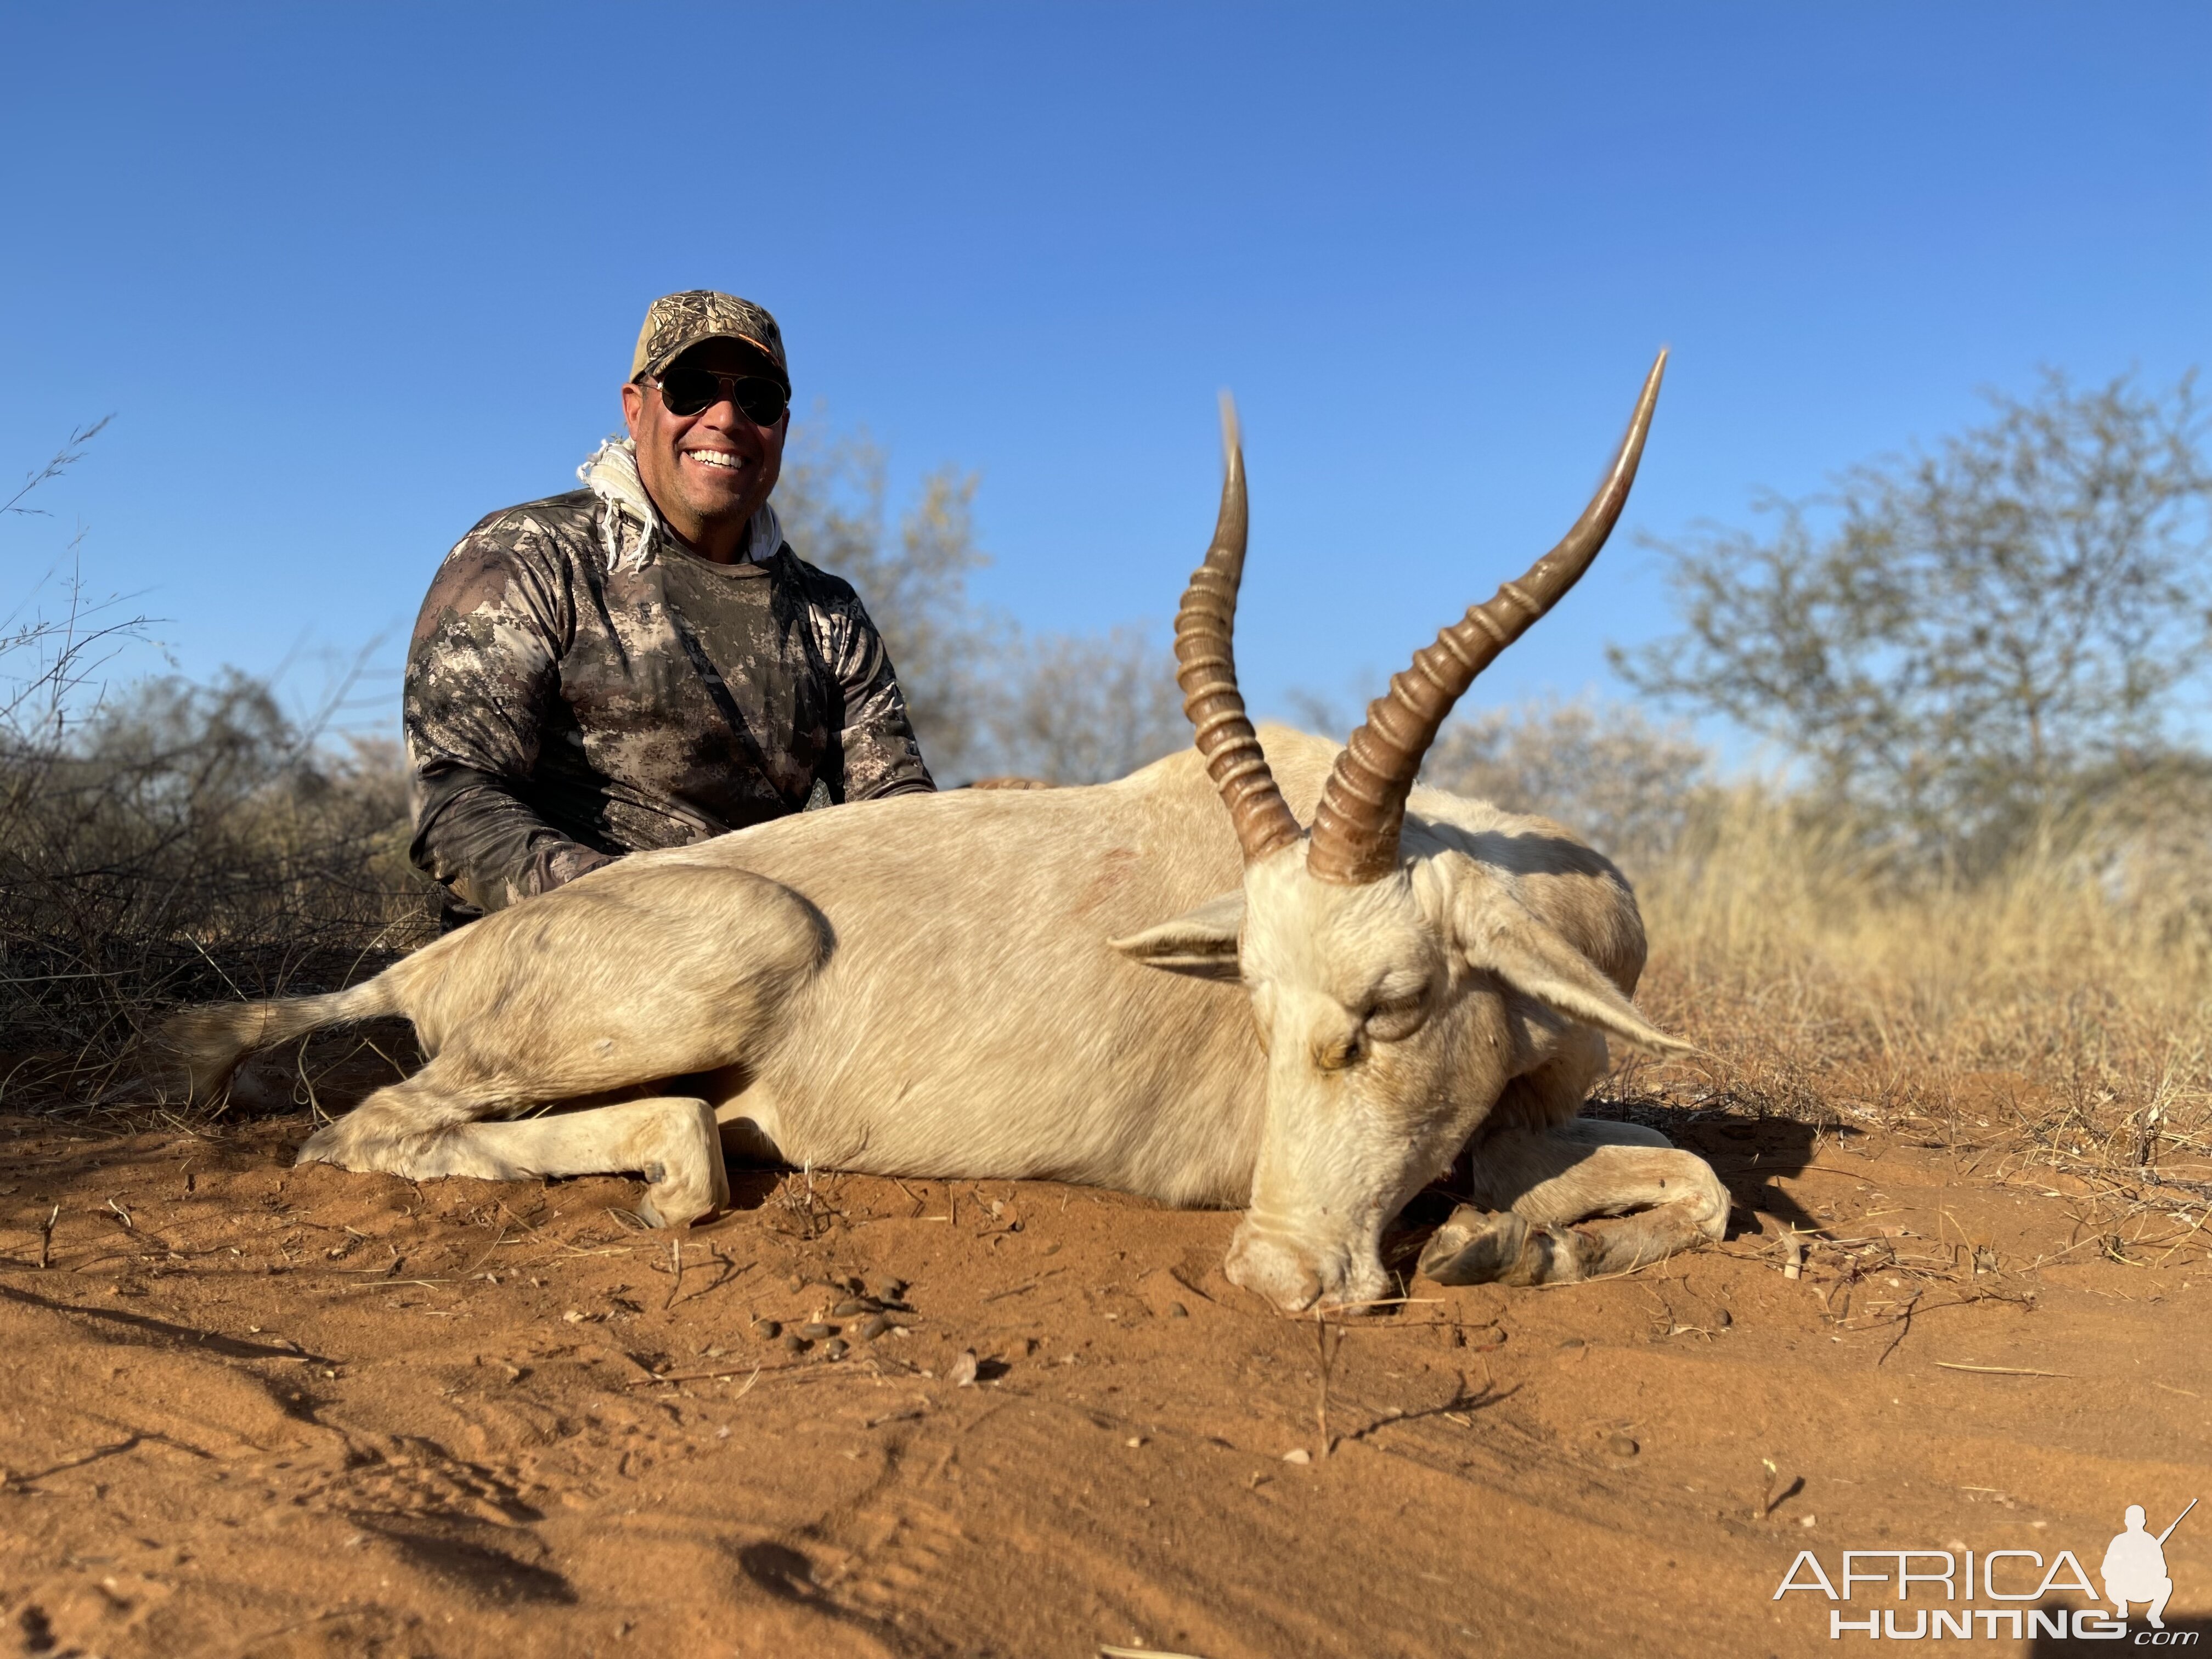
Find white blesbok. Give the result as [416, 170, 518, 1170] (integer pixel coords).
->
[167, 353, 1728, 1311]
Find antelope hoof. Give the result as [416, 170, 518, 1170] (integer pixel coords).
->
[296, 1111, 389, 1171]
[1420, 1207, 1530, 1284]
[1418, 1206, 1600, 1288]
[296, 1123, 345, 1168]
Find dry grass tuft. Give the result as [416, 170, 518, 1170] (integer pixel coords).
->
[0, 675, 432, 1110]
[1617, 783, 2212, 1217]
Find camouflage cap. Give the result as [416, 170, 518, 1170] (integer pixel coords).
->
[629, 291, 789, 387]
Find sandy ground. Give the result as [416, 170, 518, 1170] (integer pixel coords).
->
[2, 1094, 2207, 1659]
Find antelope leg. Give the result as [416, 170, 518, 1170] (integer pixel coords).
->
[1420, 1118, 1730, 1286]
[302, 1096, 729, 1228]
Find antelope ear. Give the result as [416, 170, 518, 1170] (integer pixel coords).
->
[1109, 890, 1245, 980]
[1453, 876, 1690, 1055]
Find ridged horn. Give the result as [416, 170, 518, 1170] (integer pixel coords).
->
[1306, 349, 1669, 886]
[1175, 393, 1302, 864]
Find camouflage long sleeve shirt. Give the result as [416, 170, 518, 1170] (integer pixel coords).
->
[405, 477, 933, 919]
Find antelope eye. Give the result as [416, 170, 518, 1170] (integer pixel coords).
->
[1361, 989, 1430, 1043]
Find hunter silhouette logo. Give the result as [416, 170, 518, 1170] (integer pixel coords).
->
[2106, 1500, 2193, 1630]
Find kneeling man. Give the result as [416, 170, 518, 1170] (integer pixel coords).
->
[2102, 1504, 2175, 1629]
[405, 291, 934, 926]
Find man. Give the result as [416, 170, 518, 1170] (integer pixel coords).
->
[405, 291, 934, 925]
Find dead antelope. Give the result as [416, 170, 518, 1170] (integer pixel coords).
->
[168, 351, 1727, 1311]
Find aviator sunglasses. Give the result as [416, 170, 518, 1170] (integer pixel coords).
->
[650, 367, 791, 425]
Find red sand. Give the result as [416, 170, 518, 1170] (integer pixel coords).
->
[2, 1108, 2205, 1657]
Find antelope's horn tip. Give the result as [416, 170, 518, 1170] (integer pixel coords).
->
[1217, 390, 1241, 460]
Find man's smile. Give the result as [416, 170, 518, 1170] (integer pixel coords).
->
[683, 447, 749, 472]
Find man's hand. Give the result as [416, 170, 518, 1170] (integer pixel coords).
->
[543, 843, 618, 889]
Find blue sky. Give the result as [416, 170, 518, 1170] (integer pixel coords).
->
[3, 4, 2205, 740]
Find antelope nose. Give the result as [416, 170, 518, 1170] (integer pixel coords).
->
[1224, 1223, 1322, 1312]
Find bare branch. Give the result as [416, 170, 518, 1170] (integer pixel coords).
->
[1613, 369, 2212, 866]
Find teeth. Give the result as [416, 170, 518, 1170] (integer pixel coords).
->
[687, 450, 744, 470]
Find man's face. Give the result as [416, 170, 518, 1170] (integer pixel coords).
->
[620, 339, 788, 551]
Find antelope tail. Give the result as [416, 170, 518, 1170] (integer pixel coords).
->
[161, 977, 401, 1105]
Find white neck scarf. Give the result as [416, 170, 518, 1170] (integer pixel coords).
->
[577, 436, 784, 573]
